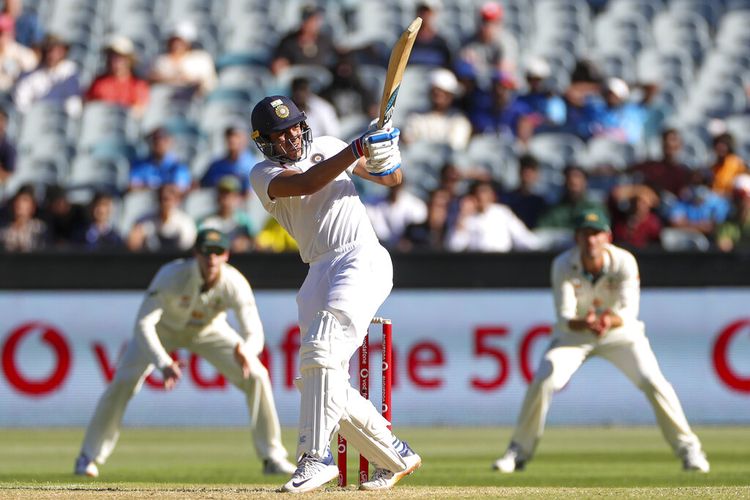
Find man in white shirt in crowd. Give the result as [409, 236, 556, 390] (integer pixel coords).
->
[291, 76, 340, 138]
[75, 228, 296, 478]
[366, 183, 428, 248]
[127, 183, 197, 252]
[447, 180, 540, 252]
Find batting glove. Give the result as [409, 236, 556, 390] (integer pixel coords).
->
[350, 126, 399, 159]
[365, 148, 402, 176]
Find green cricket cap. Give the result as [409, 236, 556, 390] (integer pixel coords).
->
[195, 228, 230, 253]
[574, 207, 610, 232]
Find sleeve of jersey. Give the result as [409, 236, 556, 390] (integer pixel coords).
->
[249, 161, 285, 208]
[133, 269, 173, 369]
[614, 251, 641, 322]
[228, 269, 265, 357]
[552, 257, 577, 325]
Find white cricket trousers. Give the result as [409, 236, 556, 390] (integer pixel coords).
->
[511, 329, 702, 460]
[295, 242, 395, 453]
[80, 322, 287, 464]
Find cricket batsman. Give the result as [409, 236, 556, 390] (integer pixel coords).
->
[74, 228, 296, 477]
[493, 208, 710, 474]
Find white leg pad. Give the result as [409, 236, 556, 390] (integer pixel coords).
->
[338, 386, 407, 472]
[297, 311, 349, 459]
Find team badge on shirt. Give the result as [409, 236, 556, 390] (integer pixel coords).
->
[311, 153, 325, 163]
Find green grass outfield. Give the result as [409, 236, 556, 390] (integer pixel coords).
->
[2, 426, 749, 499]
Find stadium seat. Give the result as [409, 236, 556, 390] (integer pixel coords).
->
[660, 227, 710, 251]
[119, 189, 158, 235]
[183, 187, 218, 222]
[67, 154, 131, 194]
[532, 227, 575, 251]
[527, 133, 586, 171]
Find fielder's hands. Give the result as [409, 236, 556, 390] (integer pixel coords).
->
[234, 342, 252, 379]
[581, 308, 616, 337]
[161, 360, 183, 391]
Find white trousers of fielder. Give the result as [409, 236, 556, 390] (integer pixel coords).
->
[511, 328, 703, 460]
[80, 321, 288, 464]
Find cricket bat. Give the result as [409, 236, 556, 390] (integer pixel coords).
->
[377, 17, 423, 128]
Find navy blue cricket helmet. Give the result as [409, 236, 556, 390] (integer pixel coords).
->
[250, 95, 312, 163]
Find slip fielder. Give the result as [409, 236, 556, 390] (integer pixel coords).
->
[74, 228, 296, 477]
[494, 207, 710, 473]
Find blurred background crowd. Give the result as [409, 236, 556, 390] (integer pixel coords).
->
[0, 0, 749, 254]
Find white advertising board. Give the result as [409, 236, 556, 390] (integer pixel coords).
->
[1, 289, 748, 426]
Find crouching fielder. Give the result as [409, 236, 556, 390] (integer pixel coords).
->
[493, 208, 710, 474]
[74, 228, 295, 478]
[249, 95, 421, 493]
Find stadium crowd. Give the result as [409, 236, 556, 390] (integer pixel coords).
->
[0, 0, 749, 254]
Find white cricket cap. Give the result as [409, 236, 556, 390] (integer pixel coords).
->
[105, 34, 135, 56]
[170, 20, 197, 42]
[430, 68, 459, 94]
[525, 56, 550, 79]
[605, 77, 629, 100]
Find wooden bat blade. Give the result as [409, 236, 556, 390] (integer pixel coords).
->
[378, 17, 422, 128]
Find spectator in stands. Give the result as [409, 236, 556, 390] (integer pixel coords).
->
[127, 183, 196, 252]
[366, 183, 428, 248]
[3, 0, 44, 49]
[468, 70, 535, 143]
[320, 51, 377, 119]
[437, 162, 464, 228]
[291, 76, 340, 138]
[85, 35, 149, 118]
[200, 122, 257, 196]
[149, 20, 217, 96]
[715, 174, 750, 252]
[666, 171, 730, 238]
[73, 191, 124, 251]
[129, 126, 191, 193]
[0, 106, 16, 185]
[399, 188, 451, 252]
[409, 0, 454, 68]
[516, 56, 567, 131]
[270, 4, 337, 75]
[14, 33, 81, 116]
[255, 218, 298, 253]
[0, 184, 47, 252]
[709, 132, 747, 197]
[0, 13, 37, 93]
[198, 176, 256, 253]
[628, 128, 692, 199]
[40, 185, 87, 249]
[537, 165, 607, 230]
[446, 180, 540, 252]
[402, 68, 472, 151]
[608, 184, 662, 249]
[501, 154, 548, 229]
[562, 59, 604, 141]
[458, 1, 517, 79]
[591, 78, 648, 145]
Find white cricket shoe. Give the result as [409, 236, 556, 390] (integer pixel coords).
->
[74, 453, 99, 478]
[682, 447, 710, 473]
[281, 450, 338, 493]
[492, 443, 525, 473]
[359, 441, 422, 491]
[263, 457, 297, 475]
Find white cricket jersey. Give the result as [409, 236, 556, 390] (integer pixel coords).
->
[551, 243, 644, 335]
[250, 136, 379, 263]
[134, 258, 264, 368]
